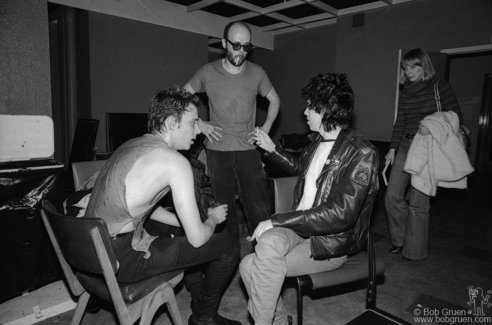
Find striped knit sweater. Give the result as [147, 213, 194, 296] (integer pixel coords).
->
[390, 78, 463, 150]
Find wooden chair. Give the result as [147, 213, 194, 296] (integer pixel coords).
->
[41, 200, 184, 325]
[269, 176, 391, 325]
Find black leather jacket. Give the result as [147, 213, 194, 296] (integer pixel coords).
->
[266, 129, 379, 260]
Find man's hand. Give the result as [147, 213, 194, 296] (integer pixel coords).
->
[198, 119, 223, 143]
[246, 220, 273, 242]
[207, 204, 228, 224]
[248, 128, 276, 153]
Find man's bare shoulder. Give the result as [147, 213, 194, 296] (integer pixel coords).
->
[139, 147, 191, 171]
[127, 147, 192, 195]
[130, 148, 192, 185]
[125, 147, 192, 216]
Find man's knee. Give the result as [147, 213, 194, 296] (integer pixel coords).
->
[255, 228, 292, 257]
[257, 227, 288, 242]
[239, 253, 255, 279]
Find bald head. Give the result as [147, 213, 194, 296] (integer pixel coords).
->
[223, 21, 251, 40]
[222, 21, 252, 67]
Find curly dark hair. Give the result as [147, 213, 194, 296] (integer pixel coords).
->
[148, 86, 203, 134]
[300, 72, 354, 132]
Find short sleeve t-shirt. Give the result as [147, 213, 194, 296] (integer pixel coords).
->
[187, 59, 273, 151]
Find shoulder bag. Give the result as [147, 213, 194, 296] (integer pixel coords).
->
[434, 81, 470, 150]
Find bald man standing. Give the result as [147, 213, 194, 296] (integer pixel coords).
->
[184, 21, 281, 240]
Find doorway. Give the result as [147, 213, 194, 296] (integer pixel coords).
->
[447, 51, 492, 172]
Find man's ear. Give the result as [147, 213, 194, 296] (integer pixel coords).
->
[164, 116, 177, 131]
[222, 38, 227, 50]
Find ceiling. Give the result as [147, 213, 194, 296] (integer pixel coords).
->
[164, 0, 417, 50]
[48, 0, 419, 51]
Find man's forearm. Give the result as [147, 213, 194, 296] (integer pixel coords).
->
[262, 86, 280, 133]
[194, 215, 218, 245]
[150, 206, 181, 227]
[262, 103, 280, 133]
[265, 145, 301, 175]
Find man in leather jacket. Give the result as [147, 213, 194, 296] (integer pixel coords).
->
[240, 73, 379, 325]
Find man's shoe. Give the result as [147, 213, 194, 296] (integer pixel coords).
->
[388, 246, 403, 254]
[188, 314, 241, 325]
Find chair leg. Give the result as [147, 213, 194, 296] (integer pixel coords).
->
[70, 291, 90, 325]
[165, 288, 184, 325]
[296, 277, 304, 325]
[139, 283, 183, 325]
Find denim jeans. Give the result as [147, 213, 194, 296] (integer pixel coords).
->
[385, 138, 430, 260]
[113, 220, 240, 321]
[207, 149, 270, 239]
[240, 228, 347, 325]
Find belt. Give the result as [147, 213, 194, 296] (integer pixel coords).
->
[403, 133, 415, 139]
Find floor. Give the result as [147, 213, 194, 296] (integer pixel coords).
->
[38, 173, 492, 325]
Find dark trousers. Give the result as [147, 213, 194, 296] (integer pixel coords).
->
[207, 149, 270, 238]
[385, 138, 430, 260]
[113, 220, 240, 320]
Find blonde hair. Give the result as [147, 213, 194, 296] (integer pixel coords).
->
[399, 67, 406, 84]
[401, 48, 435, 81]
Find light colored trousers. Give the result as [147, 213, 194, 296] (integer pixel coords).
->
[239, 227, 347, 325]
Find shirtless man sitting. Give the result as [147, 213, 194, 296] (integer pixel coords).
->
[85, 86, 241, 325]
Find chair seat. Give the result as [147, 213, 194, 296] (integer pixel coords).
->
[77, 269, 184, 304]
[309, 252, 385, 290]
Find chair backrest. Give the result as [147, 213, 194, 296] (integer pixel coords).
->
[71, 160, 108, 190]
[41, 201, 86, 297]
[271, 176, 298, 213]
[42, 200, 136, 325]
[41, 200, 118, 275]
[272, 174, 383, 288]
[281, 134, 309, 151]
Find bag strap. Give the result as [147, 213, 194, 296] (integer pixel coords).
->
[434, 80, 441, 112]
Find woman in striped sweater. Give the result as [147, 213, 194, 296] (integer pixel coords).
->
[385, 48, 463, 261]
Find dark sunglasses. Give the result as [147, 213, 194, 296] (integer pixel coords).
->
[225, 38, 253, 52]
